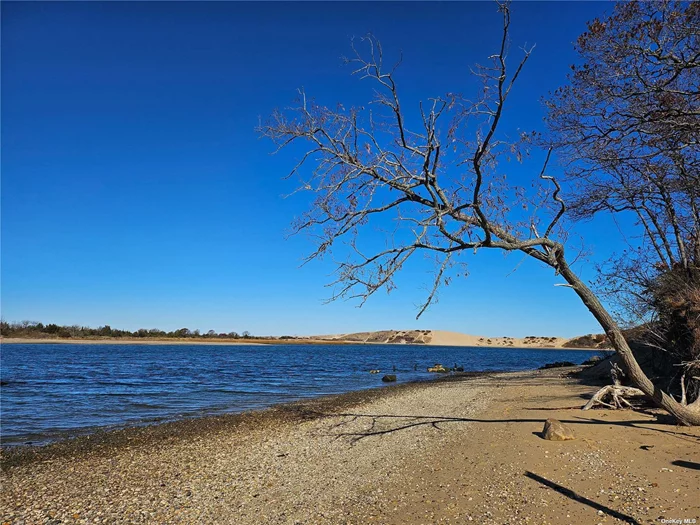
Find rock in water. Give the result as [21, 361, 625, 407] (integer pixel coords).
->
[539, 361, 576, 370]
[381, 374, 397, 382]
[542, 418, 575, 441]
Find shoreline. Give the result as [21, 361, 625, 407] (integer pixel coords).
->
[2, 367, 698, 524]
[0, 336, 605, 350]
[0, 372, 490, 467]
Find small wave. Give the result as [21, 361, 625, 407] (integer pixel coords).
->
[200, 388, 259, 395]
[0, 380, 29, 387]
[127, 402, 168, 409]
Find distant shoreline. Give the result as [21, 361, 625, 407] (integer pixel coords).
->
[0, 337, 267, 346]
[0, 336, 604, 350]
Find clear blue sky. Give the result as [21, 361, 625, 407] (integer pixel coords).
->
[2, 1, 622, 338]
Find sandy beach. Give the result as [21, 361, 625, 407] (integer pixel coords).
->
[2, 368, 698, 524]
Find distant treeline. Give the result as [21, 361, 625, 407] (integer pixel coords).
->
[0, 320, 259, 340]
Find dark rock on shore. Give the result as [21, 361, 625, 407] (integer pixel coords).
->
[381, 375, 397, 382]
[538, 361, 576, 370]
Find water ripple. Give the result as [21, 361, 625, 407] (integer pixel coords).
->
[0, 343, 599, 445]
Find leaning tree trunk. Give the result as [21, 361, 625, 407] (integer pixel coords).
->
[557, 255, 700, 426]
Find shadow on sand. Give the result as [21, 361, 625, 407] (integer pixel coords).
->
[671, 459, 700, 471]
[313, 410, 700, 445]
[524, 471, 641, 524]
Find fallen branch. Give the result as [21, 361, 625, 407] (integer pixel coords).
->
[582, 384, 647, 410]
[583, 362, 647, 410]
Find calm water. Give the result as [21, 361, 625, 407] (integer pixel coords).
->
[0, 343, 599, 445]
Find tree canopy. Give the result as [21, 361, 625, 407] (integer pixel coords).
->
[262, 1, 700, 424]
[545, 1, 699, 323]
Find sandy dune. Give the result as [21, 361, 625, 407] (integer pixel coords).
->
[428, 329, 568, 349]
[313, 329, 572, 349]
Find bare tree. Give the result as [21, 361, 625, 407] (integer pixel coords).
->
[545, 1, 700, 412]
[259, 2, 700, 424]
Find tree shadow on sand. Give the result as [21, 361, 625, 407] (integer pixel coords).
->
[671, 459, 700, 471]
[310, 411, 700, 446]
[313, 410, 655, 523]
[524, 471, 641, 524]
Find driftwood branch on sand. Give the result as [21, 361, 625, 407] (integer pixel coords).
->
[583, 363, 646, 411]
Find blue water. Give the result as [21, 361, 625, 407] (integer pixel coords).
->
[0, 343, 598, 445]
